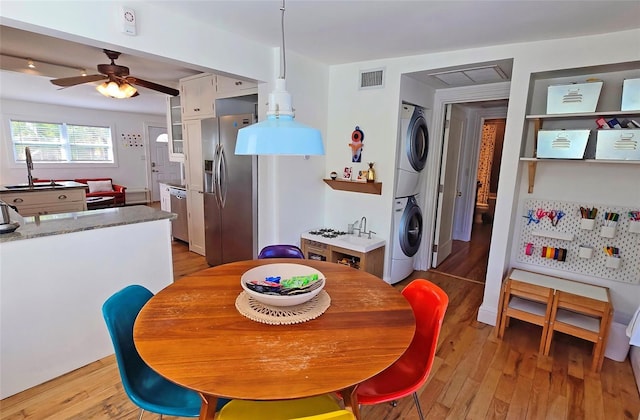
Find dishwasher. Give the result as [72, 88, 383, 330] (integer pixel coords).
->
[169, 187, 189, 243]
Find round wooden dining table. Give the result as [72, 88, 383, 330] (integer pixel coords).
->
[133, 259, 415, 419]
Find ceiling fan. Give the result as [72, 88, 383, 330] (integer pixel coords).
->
[49, 49, 179, 97]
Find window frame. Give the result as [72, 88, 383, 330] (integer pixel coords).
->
[4, 114, 119, 169]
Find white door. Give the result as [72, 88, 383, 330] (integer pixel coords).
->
[432, 104, 465, 267]
[149, 126, 181, 202]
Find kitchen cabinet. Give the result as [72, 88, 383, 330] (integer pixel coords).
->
[187, 189, 205, 255]
[183, 120, 203, 191]
[521, 65, 640, 193]
[183, 120, 205, 255]
[180, 74, 216, 120]
[300, 237, 385, 278]
[1, 188, 86, 216]
[216, 75, 257, 98]
[159, 183, 171, 212]
[166, 96, 185, 162]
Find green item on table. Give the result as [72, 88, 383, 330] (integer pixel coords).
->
[281, 274, 319, 289]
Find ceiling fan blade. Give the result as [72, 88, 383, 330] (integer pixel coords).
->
[50, 74, 107, 87]
[125, 77, 179, 96]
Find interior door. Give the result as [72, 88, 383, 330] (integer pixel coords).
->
[149, 125, 180, 202]
[432, 104, 465, 267]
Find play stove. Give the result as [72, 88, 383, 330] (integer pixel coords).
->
[307, 228, 348, 239]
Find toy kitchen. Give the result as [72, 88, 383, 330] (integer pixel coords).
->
[300, 223, 386, 278]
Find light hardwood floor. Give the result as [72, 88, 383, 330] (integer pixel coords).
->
[1, 238, 638, 419]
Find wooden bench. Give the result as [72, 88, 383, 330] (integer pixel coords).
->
[496, 268, 613, 372]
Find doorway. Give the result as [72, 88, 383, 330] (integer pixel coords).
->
[146, 124, 181, 202]
[431, 103, 507, 283]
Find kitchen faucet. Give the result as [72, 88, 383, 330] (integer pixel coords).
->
[25, 146, 34, 189]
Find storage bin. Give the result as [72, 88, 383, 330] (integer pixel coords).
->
[605, 256, 621, 269]
[578, 246, 594, 259]
[630, 221, 640, 234]
[621, 78, 640, 111]
[546, 81, 603, 114]
[536, 129, 590, 159]
[580, 218, 596, 230]
[605, 320, 631, 362]
[600, 225, 617, 238]
[596, 129, 640, 161]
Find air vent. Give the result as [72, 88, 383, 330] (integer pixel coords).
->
[359, 68, 384, 89]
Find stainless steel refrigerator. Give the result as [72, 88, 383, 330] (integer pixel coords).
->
[203, 114, 257, 266]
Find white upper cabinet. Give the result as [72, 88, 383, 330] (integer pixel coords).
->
[216, 75, 257, 98]
[181, 74, 217, 120]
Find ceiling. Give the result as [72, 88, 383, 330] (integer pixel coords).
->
[1, 1, 638, 114]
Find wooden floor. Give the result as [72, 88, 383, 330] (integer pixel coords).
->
[432, 221, 492, 284]
[2, 239, 638, 419]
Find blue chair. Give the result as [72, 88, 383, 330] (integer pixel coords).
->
[258, 244, 305, 259]
[102, 285, 229, 419]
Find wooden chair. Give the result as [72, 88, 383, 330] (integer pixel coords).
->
[543, 290, 612, 372]
[497, 278, 554, 353]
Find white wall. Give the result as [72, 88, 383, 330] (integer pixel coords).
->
[325, 29, 640, 326]
[0, 99, 165, 191]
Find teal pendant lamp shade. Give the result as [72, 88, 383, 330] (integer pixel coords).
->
[235, 78, 324, 156]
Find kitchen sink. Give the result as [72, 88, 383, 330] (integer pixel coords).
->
[4, 182, 64, 190]
[334, 234, 384, 253]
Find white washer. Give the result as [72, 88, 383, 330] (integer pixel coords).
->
[395, 104, 429, 198]
[389, 195, 423, 284]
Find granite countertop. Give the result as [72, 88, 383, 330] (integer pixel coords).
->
[0, 205, 176, 243]
[0, 181, 87, 193]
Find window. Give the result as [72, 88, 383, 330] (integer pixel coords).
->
[10, 120, 114, 164]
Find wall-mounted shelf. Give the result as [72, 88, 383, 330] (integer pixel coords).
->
[323, 179, 382, 195]
[520, 157, 640, 193]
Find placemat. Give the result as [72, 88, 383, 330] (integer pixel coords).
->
[235, 290, 331, 325]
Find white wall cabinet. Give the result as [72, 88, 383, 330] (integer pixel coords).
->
[166, 96, 185, 162]
[217, 75, 257, 97]
[1, 188, 87, 216]
[181, 74, 216, 120]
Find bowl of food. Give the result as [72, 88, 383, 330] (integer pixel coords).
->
[241, 263, 325, 307]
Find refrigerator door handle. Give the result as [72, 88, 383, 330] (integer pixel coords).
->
[219, 144, 228, 208]
[213, 143, 222, 209]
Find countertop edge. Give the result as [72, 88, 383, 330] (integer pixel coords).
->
[0, 206, 176, 243]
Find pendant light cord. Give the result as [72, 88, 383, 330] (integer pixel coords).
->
[280, 0, 286, 79]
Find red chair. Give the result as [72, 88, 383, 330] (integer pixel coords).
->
[258, 244, 305, 259]
[354, 279, 449, 419]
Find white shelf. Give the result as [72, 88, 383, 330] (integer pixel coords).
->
[526, 110, 640, 120]
[520, 157, 640, 164]
[532, 230, 574, 241]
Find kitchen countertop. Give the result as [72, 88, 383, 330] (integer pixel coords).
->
[301, 230, 385, 253]
[0, 180, 87, 193]
[0, 205, 175, 243]
[161, 180, 186, 190]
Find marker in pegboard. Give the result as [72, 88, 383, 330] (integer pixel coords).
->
[121, 133, 144, 147]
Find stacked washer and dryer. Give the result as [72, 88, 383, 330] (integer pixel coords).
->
[390, 103, 429, 284]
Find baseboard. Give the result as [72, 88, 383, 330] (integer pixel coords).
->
[125, 189, 150, 205]
[477, 305, 498, 326]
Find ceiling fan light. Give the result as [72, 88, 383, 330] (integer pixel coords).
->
[96, 81, 137, 99]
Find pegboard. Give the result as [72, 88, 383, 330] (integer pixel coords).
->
[121, 133, 144, 148]
[517, 198, 640, 284]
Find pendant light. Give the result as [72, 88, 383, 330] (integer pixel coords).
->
[235, 0, 324, 156]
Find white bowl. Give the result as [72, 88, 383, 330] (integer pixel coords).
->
[241, 263, 325, 307]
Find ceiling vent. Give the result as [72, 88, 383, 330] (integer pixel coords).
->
[428, 65, 508, 86]
[359, 68, 384, 89]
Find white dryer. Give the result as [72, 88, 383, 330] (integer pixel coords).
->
[389, 195, 423, 284]
[395, 104, 429, 198]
